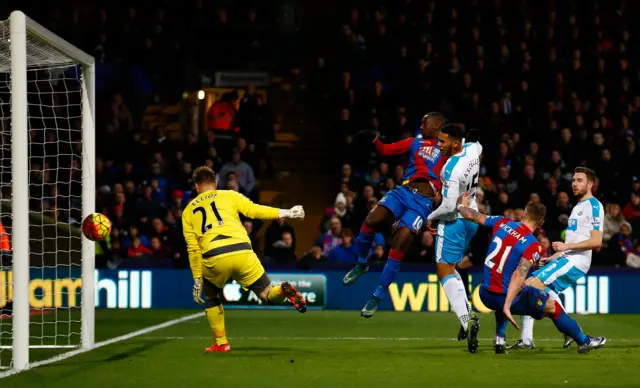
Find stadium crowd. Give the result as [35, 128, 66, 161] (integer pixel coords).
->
[0, 0, 295, 269]
[5, 0, 640, 270]
[308, 0, 640, 267]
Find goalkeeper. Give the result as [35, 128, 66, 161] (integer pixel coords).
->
[182, 166, 307, 353]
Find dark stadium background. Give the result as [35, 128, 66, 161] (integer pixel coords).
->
[0, 0, 639, 278]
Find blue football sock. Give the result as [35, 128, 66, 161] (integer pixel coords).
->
[356, 227, 375, 264]
[373, 257, 402, 299]
[494, 312, 508, 338]
[552, 307, 588, 345]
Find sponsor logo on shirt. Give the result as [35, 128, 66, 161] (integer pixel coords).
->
[418, 145, 440, 162]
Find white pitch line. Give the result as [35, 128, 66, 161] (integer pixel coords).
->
[0, 312, 205, 380]
[137, 336, 638, 342]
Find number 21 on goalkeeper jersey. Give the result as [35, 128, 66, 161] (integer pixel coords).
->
[481, 216, 543, 294]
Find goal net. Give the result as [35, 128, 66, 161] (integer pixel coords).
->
[0, 11, 95, 371]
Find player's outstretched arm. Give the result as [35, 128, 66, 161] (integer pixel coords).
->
[457, 206, 487, 225]
[233, 191, 305, 220]
[373, 137, 414, 156]
[503, 258, 533, 330]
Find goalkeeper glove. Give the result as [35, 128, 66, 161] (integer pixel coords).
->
[279, 205, 305, 219]
[193, 278, 205, 305]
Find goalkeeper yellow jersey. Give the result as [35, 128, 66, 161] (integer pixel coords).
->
[182, 190, 279, 279]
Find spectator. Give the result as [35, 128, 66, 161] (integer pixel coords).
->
[217, 150, 256, 197]
[324, 192, 354, 232]
[606, 222, 636, 267]
[622, 193, 640, 228]
[268, 231, 296, 264]
[123, 225, 149, 249]
[328, 228, 358, 263]
[298, 246, 325, 270]
[150, 236, 171, 262]
[242, 220, 258, 250]
[127, 237, 153, 258]
[151, 217, 176, 247]
[604, 203, 625, 243]
[264, 218, 296, 258]
[313, 215, 343, 257]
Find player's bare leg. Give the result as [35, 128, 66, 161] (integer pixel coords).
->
[258, 282, 307, 313]
[541, 295, 606, 354]
[361, 226, 414, 318]
[437, 263, 479, 353]
[344, 205, 394, 285]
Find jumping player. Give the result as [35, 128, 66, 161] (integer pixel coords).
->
[182, 166, 307, 353]
[343, 112, 447, 318]
[457, 197, 606, 354]
[513, 167, 605, 349]
[425, 124, 482, 353]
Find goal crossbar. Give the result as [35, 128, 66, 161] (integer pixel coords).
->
[5, 10, 96, 372]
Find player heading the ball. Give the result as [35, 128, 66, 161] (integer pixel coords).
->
[182, 166, 307, 353]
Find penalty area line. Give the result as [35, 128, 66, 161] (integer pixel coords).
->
[0, 312, 205, 380]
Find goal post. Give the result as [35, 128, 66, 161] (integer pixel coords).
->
[2, 10, 95, 371]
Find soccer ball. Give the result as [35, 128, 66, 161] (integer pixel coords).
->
[82, 213, 112, 241]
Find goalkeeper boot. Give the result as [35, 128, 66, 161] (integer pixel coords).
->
[281, 281, 307, 313]
[361, 296, 380, 319]
[204, 343, 231, 353]
[578, 336, 606, 354]
[494, 336, 508, 355]
[467, 312, 480, 354]
[343, 263, 369, 285]
[507, 339, 536, 350]
[563, 334, 575, 348]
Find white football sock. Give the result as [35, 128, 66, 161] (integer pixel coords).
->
[521, 290, 564, 344]
[520, 316, 534, 344]
[442, 272, 470, 330]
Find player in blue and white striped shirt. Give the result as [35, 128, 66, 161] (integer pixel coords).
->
[514, 167, 605, 350]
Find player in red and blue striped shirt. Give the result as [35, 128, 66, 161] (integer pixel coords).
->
[457, 198, 606, 354]
[343, 112, 447, 318]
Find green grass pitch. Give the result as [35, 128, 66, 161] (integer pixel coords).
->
[2, 310, 640, 387]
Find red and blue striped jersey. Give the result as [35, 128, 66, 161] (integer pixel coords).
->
[481, 216, 543, 294]
[374, 137, 447, 191]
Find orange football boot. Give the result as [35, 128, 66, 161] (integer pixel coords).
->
[281, 281, 307, 313]
[204, 343, 231, 353]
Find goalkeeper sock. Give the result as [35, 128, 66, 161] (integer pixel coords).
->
[373, 249, 403, 299]
[550, 301, 588, 346]
[267, 285, 286, 304]
[356, 225, 376, 264]
[206, 305, 228, 346]
[441, 272, 470, 330]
